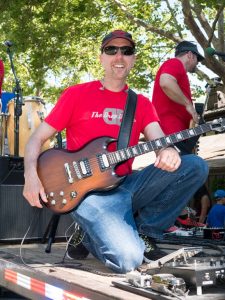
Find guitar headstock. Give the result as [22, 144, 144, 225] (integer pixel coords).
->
[211, 117, 225, 133]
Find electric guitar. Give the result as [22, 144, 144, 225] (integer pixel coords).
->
[37, 118, 225, 214]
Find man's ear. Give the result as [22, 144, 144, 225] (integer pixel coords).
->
[187, 51, 193, 60]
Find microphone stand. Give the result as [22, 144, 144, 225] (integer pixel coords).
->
[6, 46, 23, 157]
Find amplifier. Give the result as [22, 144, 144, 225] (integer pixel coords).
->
[0, 156, 24, 185]
[0, 184, 73, 241]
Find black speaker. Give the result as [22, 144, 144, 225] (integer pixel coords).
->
[0, 156, 24, 185]
[0, 185, 73, 241]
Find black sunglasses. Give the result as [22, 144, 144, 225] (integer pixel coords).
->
[102, 46, 135, 56]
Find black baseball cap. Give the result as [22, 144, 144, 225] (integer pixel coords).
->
[101, 30, 135, 50]
[175, 41, 204, 62]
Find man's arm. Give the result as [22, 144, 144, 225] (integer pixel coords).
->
[160, 73, 198, 123]
[23, 121, 57, 208]
[199, 195, 210, 223]
[144, 122, 181, 172]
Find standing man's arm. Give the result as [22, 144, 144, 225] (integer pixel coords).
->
[23, 121, 57, 208]
[160, 73, 199, 123]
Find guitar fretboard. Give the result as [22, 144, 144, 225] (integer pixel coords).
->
[106, 122, 212, 165]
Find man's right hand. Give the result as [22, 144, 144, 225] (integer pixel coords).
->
[23, 121, 57, 208]
[23, 172, 48, 208]
[185, 102, 199, 124]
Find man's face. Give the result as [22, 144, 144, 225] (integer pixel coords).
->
[221, 197, 225, 205]
[100, 38, 136, 80]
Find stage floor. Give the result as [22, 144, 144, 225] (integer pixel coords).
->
[0, 239, 224, 300]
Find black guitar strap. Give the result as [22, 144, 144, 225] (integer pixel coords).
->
[117, 89, 137, 150]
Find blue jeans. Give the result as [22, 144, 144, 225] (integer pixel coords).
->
[71, 154, 208, 273]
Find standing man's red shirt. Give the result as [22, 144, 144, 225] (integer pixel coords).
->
[152, 58, 192, 134]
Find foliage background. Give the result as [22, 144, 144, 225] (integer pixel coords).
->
[0, 0, 224, 104]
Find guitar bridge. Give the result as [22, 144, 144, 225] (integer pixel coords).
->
[64, 163, 74, 183]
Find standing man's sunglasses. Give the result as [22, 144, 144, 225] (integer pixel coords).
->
[102, 46, 135, 56]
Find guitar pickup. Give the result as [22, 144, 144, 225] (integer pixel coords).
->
[73, 158, 92, 179]
[97, 153, 110, 171]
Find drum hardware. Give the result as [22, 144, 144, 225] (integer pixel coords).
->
[3, 47, 52, 157]
[1, 98, 51, 157]
[24, 95, 46, 105]
[7, 97, 51, 157]
[37, 110, 45, 121]
[5, 41, 23, 157]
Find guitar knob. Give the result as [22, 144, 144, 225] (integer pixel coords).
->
[49, 192, 54, 197]
[62, 199, 67, 205]
[59, 191, 64, 196]
[70, 191, 77, 198]
[51, 199, 56, 205]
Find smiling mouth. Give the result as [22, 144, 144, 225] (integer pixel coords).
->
[114, 64, 125, 69]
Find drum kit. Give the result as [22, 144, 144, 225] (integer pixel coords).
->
[0, 94, 51, 157]
[0, 41, 53, 160]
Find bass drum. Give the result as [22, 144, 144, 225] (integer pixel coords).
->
[7, 96, 51, 157]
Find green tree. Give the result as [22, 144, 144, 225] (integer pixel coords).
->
[0, 0, 224, 102]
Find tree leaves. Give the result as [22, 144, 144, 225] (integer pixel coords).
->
[1, 0, 224, 102]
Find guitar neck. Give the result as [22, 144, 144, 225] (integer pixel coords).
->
[106, 122, 213, 166]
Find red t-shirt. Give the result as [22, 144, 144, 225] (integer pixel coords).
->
[45, 80, 159, 175]
[152, 58, 192, 134]
[0, 60, 4, 97]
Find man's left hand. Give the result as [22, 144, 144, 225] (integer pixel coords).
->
[154, 147, 181, 171]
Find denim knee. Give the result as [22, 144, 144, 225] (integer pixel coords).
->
[106, 247, 143, 274]
[186, 155, 208, 182]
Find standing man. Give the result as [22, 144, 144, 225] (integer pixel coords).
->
[23, 32, 208, 274]
[152, 41, 204, 151]
[152, 41, 210, 225]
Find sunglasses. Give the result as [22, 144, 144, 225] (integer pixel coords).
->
[102, 46, 135, 56]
